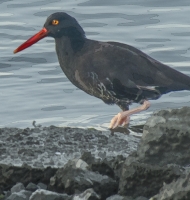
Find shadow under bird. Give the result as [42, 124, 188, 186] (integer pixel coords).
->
[14, 12, 190, 129]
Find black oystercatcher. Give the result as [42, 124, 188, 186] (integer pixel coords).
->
[14, 12, 190, 129]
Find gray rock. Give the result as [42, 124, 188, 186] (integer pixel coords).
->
[119, 157, 182, 198]
[73, 188, 100, 200]
[7, 193, 26, 200]
[106, 194, 124, 200]
[135, 197, 148, 200]
[11, 183, 25, 194]
[23, 191, 33, 199]
[137, 107, 190, 166]
[150, 172, 190, 200]
[0, 126, 139, 169]
[50, 159, 118, 200]
[26, 182, 39, 192]
[106, 194, 132, 200]
[37, 183, 47, 190]
[3, 191, 11, 199]
[7, 190, 32, 200]
[123, 197, 133, 200]
[81, 152, 125, 181]
[3, 107, 190, 200]
[29, 189, 72, 200]
[0, 164, 56, 193]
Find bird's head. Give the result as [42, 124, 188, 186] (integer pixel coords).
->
[14, 12, 85, 54]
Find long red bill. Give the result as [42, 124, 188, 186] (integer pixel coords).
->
[13, 27, 48, 54]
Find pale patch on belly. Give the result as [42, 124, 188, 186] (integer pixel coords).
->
[75, 70, 89, 91]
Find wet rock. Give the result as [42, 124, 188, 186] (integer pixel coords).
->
[3, 191, 11, 199]
[81, 152, 125, 181]
[22, 191, 32, 199]
[137, 107, 190, 167]
[11, 183, 25, 193]
[106, 195, 148, 200]
[135, 197, 148, 200]
[29, 189, 72, 200]
[73, 188, 100, 200]
[0, 164, 57, 192]
[150, 171, 190, 200]
[49, 158, 118, 199]
[7, 190, 32, 200]
[106, 194, 132, 200]
[26, 182, 38, 192]
[119, 157, 182, 198]
[37, 183, 47, 190]
[2, 107, 190, 200]
[118, 107, 190, 198]
[0, 126, 139, 168]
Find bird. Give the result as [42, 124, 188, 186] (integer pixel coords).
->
[13, 12, 190, 129]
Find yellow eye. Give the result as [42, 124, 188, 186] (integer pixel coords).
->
[52, 20, 59, 25]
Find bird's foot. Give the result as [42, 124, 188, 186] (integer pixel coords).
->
[109, 100, 150, 129]
[109, 112, 130, 129]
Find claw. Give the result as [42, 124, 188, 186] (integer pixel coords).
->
[109, 100, 150, 129]
[110, 113, 130, 129]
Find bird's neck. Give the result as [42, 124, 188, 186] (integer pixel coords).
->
[55, 36, 86, 83]
[55, 34, 85, 53]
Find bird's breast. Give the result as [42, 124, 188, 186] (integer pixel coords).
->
[75, 70, 90, 91]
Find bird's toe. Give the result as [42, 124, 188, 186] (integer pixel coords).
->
[122, 116, 130, 126]
[109, 112, 130, 129]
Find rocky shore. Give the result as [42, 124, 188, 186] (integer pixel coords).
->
[1, 107, 190, 200]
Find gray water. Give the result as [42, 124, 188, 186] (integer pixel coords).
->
[1, 0, 190, 131]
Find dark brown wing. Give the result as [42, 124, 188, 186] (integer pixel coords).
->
[75, 40, 190, 105]
[107, 41, 190, 92]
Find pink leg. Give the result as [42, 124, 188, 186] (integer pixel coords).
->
[109, 100, 150, 129]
